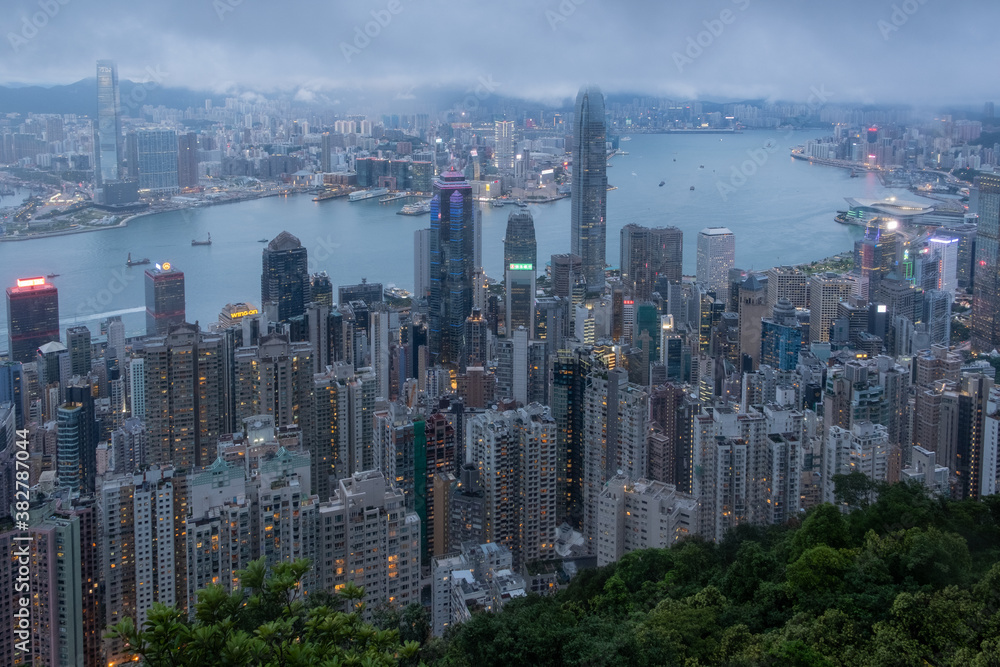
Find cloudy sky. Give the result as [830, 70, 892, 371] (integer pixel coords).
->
[2, 0, 996, 106]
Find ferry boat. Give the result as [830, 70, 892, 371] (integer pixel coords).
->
[397, 201, 431, 216]
[348, 187, 390, 202]
[192, 233, 212, 246]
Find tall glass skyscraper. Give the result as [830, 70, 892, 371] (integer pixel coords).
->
[505, 210, 537, 334]
[620, 224, 683, 301]
[972, 174, 1000, 352]
[6, 276, 59, 363]
[494, 120, 515, 171]
[261, 231, 311, 323]
[570, 85, 607, 293]
[136, 129, 180, 195]
[145, 265, 186, 336]
[95, 60, 122, 185]
[429, 169, 475, 369]
[696, 227, 736, 296]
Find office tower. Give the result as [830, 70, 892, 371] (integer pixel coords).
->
[494, 120, 515, 170]
[571, 85, 608, 292]
[696, 227, 735, 296]
[100, 467, 187, 665]
[135, 129, 180, 195]
[0, 362, 24, 429]
[506, 261, 536, 335]
[414, 413, 458, 562]
[94, 59, 122, 186]
[6, 276, 59, 364]
[534, 296, 568, 357]
[620, 224, 683, 300]
[57, 382, 98, 494]
[596, 474, 698, 566]
[125, 130, 139, 180]
[466, 405, 557, 567]
[659, 316, 688, 383]
[582, 367, 648, 552]
[262, 231, 311, 323]
[414, 228, 432, 299]
[65, 325, 92, 376]
[316, 471, 421, 617]
[765, 265, 809, 308]
[738, 274, 768, 370]
[338, 279, 383, 305]
[177, 131, 199, 188]
[504, 209, 537, 281]
[854, 220, 898, 297]
[321, 132, 332, 172]
[926, 236, 959, 294]
[973, 174, 1000, 352]
[107, 315, 126, 366]
[924, 289, 953, 346]
[809, 272, 853, 343]
[233, 334, 313, 427]
[760, 298, 806, 371]
[551, 253, 582, 299]
[428, 170, 476, 368]
[143, 324, 230, 469]
[308, 363, 376, 501]
[308, 272, 333, 307]
[144, 264, 185, 336]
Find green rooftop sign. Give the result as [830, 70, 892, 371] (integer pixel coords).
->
[508, 263, 534, 271]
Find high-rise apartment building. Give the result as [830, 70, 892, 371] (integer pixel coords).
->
[696, 227, 735, 296]
[620, 224, 683, 300]
[570, 86, 608, 292]
[765, 265, 809, 308]
[143, 323, 230, 469]
[144, 264, 185, 336]
[466, 405, 557, 567]
[414, 227, 432, 299]
[428, 170, 476, 368]
[6, 276, 59, 364]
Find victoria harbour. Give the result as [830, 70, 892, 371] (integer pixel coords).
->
[0, 131, 892, 344]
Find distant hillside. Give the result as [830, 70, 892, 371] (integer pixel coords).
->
[0, 79, 225, 116]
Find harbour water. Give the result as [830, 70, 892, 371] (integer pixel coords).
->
[0, 130, 897, 345]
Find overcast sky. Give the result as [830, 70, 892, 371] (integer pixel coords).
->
[3, 0, 996, 106]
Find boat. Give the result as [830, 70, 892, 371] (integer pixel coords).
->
[620, 136, 632, 141]
[659, 181, 665, 187]
[690, 186, 695, 191]
[258, 238, 269, 243]
[192, 233, 212, 246]
[850, 169, 859, 178]
[673, 158, 676, 162]
[46, 273, 59, 278]
[490, 200, 504, 208]
[348, 187, 389, 202]
[126, 252, 150, 267]
[397, 201, 431, 216]
[699, 165, 705, 169]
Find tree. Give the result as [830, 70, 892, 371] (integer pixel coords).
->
[106, 557, 419, 667]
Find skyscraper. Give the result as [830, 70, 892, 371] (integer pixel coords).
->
[94, 60, 122, 186]
[177, 132, 199, 189]
[504, 209, 537, 334]
[136, 129, 180, 195]
[6, 276, 59, 363]
[428, 169, 476, 369]
[145, 264, 185, 337]
[570, 85, 607, 292]
[696, 227, 735, 296]
[414, 228, 432, 299]
[494, 120, 515, 171]
[809, 272, 854, 344]
[973, 174, 1000, 352]
[65, 325, 92, 376]
[262, 231, 311, 323]
[620, 224, 683, 300]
